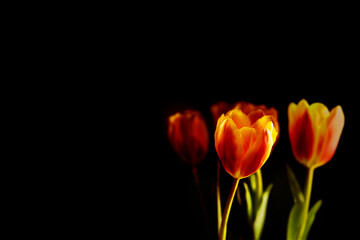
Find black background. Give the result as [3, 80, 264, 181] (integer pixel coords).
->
[149, 72, 358, 240]
[137, 18, 359, 239]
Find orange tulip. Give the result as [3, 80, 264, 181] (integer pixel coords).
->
[288, 99, 345, 169]
[168, 110, 209, 165]
[214, 109, 278, 179]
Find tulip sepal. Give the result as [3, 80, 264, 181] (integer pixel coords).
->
[244, 169, 273, 240]
[286, 165, 322, 240]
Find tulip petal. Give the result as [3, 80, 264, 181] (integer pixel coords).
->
[251, 115, 272, 132]
[264, 107, 280, 142]
[306, 103, 330, 167]
[248, 110, 265, 125]
[227, 110, 251, 129]
[177, 114, 195, 164]
[168, 113, 190, 163]
[288, 100, 309, 132]
[239, 128, 273, 179]
[288, 101, 315, 166]
[230, 127, 257, 178]
[168, 114, 183, 153]
[251, 116, 278, 144]
[266, 121, 278, 145]
[239, 127, 257, 154]
[318, 106, 345, 166]
[215, 117, 244, 178]
[215, 114, 226, 143]
[308, 103, 329, 127]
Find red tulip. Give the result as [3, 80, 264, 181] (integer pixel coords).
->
[288, 99, 345, 168]
[168, 110, 209, 165]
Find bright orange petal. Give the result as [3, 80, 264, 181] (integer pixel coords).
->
[227, 109, 250, 129]
[239, 127, 257, 155]
[251, 115, 272, 133]
[215, 117, 244, 178]
[239, 127, 273, 179]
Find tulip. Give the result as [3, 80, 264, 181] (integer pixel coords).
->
[211, 102, 279, 237]
[288, 99, 344, 169]
[168, 110, 209, 166]
[215, 109, 278, 240]
[287, 99, 344, 240]
[168, 110, 209, 215]
[215, 109, 278, 179]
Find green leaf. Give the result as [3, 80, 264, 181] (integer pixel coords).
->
[302, 200, 322, 239]
[286, 164, 304, 204]
[253, 184, 273, 240]
[286, 200, 322, 240]
[287, 202, 304, 240]
[244, 182, 253, 223]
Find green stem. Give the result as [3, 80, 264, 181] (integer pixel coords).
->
[217, 160, 222, 233]
[254, 169, 264, 240]
[219, 178, 240, 240]
[297, 167, 315, 240]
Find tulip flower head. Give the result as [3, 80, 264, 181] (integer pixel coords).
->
[214, 109, 278, 179]
[288, 99, 345, 169]
[168, 110, 209, 165]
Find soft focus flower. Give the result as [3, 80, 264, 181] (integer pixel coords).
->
[214, 109, 278, 179]
[211, 101, 280, 143]
[168, 110, 209, 165]
[211, 101, 234, 126]
[288, 99, 345, 168]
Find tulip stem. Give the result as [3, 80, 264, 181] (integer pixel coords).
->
[192, 166, 207, 216]
[217, 160, 222, 233]
[297, 167, 315, 240]
[255, 169, 263, 207]
[219, 178, 240, 240]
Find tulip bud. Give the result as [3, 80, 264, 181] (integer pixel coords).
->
[168, 110, 209, 165]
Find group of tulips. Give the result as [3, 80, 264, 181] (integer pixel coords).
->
[168, 99, 345, 240]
